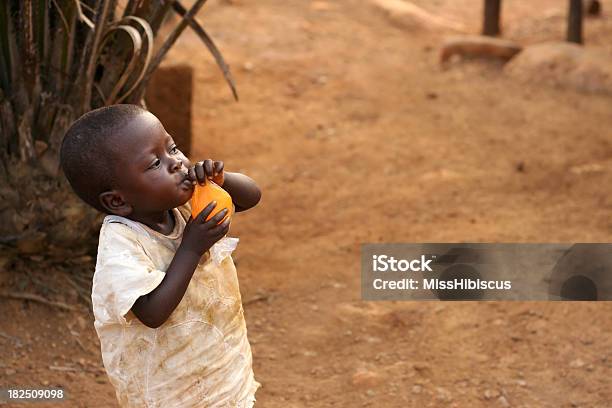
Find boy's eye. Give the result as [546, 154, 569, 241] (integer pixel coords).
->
[149, 158, 161, 169]
[170, 145, 179, 154]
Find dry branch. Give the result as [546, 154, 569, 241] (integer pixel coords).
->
[0, 290, 77, 311]
[169, 0, 238, 101]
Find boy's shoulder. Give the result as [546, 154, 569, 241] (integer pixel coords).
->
[99, 215, 148, 242]
[94, 216, 157, 278]
[97, 201, 192, 247]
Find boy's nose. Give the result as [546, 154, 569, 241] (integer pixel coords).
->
[170, 157, 183, 172]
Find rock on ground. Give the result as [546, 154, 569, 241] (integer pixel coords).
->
[504, 42, 612, 95]
[370, 0, 465, 32]
[440, 35, 522, 63]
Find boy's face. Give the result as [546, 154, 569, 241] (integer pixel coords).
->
[100, 111, 194, 217]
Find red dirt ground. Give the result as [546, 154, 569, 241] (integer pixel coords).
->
[1, 0, 612, 407]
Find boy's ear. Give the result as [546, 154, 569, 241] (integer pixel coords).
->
[99, 191, 133, 216]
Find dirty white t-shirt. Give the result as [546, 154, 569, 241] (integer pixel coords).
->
[91, 203, 259, 407]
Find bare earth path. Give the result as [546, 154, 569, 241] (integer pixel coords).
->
[1, 1, 612, 407]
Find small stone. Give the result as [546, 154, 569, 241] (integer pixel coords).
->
[5, 368, 16, 376]
[474, 353, 489, 363]
[484, 389, 500, 400]
[569, 358, 585, 368]
[526, 319, 547, 333]
[412, 385, 422, 394]
[570, 163, 604, 175]
[448, 54, 462, 64]
[498, 395, 510, 407]
[351, 370, 382, 388]
[436, 387, 452, 402]
[315, 75, 328, 85]
[243, 61, 254, 72]
[515, 379, 527, 387]
[413, 362, 430, 373]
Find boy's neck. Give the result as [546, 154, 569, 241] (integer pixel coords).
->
[127, 209, 175, 235]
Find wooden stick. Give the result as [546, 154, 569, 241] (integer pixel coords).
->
[25, 270, 60, 295]
[243, 293, 270, 306]
[49, 365, 79, 372]
[0, 291, 77, 311]
[568, 0, 583, 44]
[0, 330, 23, 346]
[64, 275, 92, 308]
[483, 0, 502, 36]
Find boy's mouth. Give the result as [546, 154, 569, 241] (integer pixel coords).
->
[179, 173, 195, 189]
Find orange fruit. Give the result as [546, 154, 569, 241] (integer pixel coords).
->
[190, 179, 233, 223]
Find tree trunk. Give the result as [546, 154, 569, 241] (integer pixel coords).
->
[0, 160, 103, 258]
[567, 0, 583, 44]
[483, 0, 502, 36]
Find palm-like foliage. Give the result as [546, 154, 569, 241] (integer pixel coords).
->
[0, 0, 234, 252]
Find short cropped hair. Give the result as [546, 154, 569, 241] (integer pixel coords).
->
[60, 104, 146, 212]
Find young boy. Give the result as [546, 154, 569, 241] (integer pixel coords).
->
[60, 104, 261, 407]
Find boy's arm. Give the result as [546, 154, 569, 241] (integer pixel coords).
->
[221, 171, 262, 212]
[131, 204, 230, 328]
[190, 160, 261, 212]
[130, 247, 201, 328]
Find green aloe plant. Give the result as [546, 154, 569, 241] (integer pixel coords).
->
[0, 0, 235, 255]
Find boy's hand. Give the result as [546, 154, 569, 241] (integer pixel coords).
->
[189, 159, 225, 186]
[180, 201, 230, 256]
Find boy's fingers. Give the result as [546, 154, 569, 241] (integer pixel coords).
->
[195, 162, 205, 184]
[213, 161, 223, 177]
[204, 159, 214, 177]
[218, 217, 231, 230]
[196, 201, 217, 223]
[187, 167, 196, 182]
[211, 217, 231, 236]
[204, 208, 228, 227]
[220, 218, 231, 233]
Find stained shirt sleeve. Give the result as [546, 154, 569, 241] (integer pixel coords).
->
[92, 222, 166, 326]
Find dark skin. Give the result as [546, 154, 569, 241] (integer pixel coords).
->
[99, 111, 261, 328]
